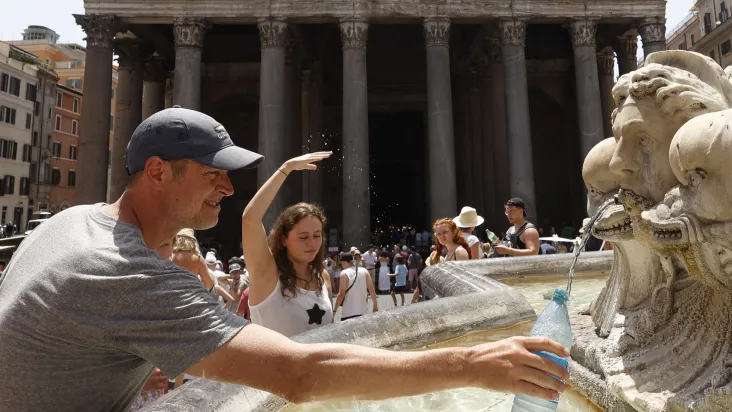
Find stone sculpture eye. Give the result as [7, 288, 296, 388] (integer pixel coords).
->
[639, 134, 652, 147]
[687, 170, 707, 187]
[589, 186, 603, 198]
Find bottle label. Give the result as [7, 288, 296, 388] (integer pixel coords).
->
[532, 351, 568, 405]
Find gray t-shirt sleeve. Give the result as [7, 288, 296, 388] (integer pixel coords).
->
[105, 269, 247, 377]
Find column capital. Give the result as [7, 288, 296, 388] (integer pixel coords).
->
[617, 29, 639, 60]
[423, 18, 451, 47]
[144, 56, 169, 83]
[639, 17, 666, 44]
[500, 19, 526, 47]
[258, 18, 288, 48]
[339, 19, 369, 49]
[75, 14, 119, 49]
[596, 47, 616, 76]
[569, 19, 598, 49]
[114, 39, 150, 70]
[173, 17, 208, 48]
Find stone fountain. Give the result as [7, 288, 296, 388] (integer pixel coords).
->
[572, 50, 732, 411]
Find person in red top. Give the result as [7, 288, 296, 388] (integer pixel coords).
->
[236, 288, 251, 320]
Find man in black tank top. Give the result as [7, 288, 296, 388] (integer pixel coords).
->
[493, 198, 541, 257]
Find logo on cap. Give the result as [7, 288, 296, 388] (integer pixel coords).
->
[214, 125, 229, 140]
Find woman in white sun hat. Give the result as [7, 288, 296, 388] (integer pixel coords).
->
[453, 206, 485, 260]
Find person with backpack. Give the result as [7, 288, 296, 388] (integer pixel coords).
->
[333, 252, 378, 321]
[493, 198, 541, 257]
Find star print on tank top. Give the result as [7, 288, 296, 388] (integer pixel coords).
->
[306, 303, 326, 324]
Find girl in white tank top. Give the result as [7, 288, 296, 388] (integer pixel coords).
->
[241, 152, 335, 338]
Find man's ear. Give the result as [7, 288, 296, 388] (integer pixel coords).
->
[143, 157, 168, 189]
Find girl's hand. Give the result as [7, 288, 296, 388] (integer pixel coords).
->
[282, 152, 333, 173]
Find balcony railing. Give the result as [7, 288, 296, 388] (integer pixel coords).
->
[667, 11, 698, 40]
[54, 61, 84, 69]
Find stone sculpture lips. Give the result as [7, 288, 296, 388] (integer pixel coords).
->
[592, 203, 633, 241]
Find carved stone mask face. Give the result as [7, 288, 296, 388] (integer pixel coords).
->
[670, 109, 732, 222]
[609, 95, 685, 204]
[583, 137, 621, 216]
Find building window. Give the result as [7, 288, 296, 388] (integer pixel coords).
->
[22, 144, 32, 162]
[29, 163, 37, 184]
[691, 34, 696, 45]
[679, 41, 686, 50]
[25, 83, 37, 102]
[25, 113, 32, 129]
[110, 115, 114, 132]
[47, 135, 52, 149]
[67, 170, 76, 187]
[42, 163, 50, 184]
[723, 40, 732, 55]
[55, 115, 61, 131]
[52, 142, 61, 158]
[73, 98, 79, 113]
[56, 92, 62, 107]
[3, 176, 15, 195]
[8, 77, 20, 97]
[0, 140, 17, 160]
[0, 106, 17, 125]
[72, 120, 78, 135]
[51, 168, 61, 186]
[69, 145, 77, 160]
[705, 12, 713, 33]
[48, 106, 52, 119]
[32, 132, 38, 147]
[111, 88, 115, 99]
[19, 177, 29, 196]
[0, 73, 8, 93]
[722, 2, 730, 23]
[65, 79, 82, 90]
[712, 49, 718, 61]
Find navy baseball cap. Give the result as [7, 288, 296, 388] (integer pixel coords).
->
[125, 106, 264, 175]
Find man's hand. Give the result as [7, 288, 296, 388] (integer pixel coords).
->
[141, 368, 168, 393]
[493, 244, 511, 255]
[469, 336, 570, 401]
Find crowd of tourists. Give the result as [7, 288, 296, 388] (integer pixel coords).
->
[0, 107, 570, 411]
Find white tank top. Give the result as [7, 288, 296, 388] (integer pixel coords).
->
[249, 278, 334, 337]
[340, 266, 369, 318]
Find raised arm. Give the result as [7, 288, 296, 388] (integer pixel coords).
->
[188, 323, 570, 404]
[242, 152, 332, 304]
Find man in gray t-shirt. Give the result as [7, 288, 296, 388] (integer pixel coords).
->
[0, 108, 570, 411]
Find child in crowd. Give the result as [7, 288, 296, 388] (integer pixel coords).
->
[388, 255, 409, 306]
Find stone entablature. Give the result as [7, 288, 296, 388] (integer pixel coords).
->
[84, 0, 665, 23]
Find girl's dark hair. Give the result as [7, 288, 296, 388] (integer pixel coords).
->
[268, 203, 327, 299]
[396, 255, 405, 265]
[432, 218, 472, 258]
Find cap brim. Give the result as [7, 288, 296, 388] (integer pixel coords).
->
[193, 145, 264, 171]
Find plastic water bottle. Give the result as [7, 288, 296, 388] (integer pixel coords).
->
[485, 229, 499, 244]
[511, 289, 572, 412]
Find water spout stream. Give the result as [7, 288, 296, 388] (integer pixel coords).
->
[566, 200, 614, 297]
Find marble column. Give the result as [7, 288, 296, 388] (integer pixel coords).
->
[340, 19, 371, 249]
[74, 15, 118, 205]
[617, 29, 639, 75]
[570, 19, 605, 161]
[453, 74, 471, 207]
[142, 56, 167, 120]
[257, 19, 288, 229]
[500, 19, 537, 222]
[476, 55, 496, 229]
[109, 39, 145, 202]
[639, 18, 666, 57]
[424, 18, 458, 221]
[173, 18, 207, 110]
[486, 35, 510, 227]
[597, 47, 616, 137]
[284, 37, 303, 208]
[468, 69, 484, 213]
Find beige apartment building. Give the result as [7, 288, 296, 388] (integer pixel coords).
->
[668, 0, 732, 68]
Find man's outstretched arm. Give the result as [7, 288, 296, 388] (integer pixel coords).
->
[187, 323, 569, 404]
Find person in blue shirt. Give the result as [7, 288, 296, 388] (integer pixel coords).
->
[388, 255, 408, 306]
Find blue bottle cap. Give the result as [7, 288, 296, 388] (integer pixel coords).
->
[552, 289, 569, 304]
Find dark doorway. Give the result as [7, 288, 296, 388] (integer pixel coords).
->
[368, 111, 428, 231]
